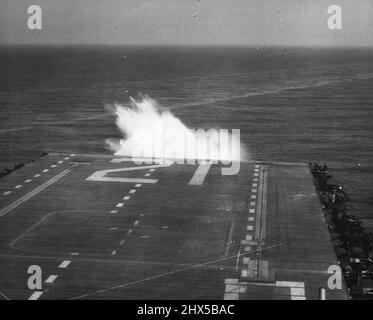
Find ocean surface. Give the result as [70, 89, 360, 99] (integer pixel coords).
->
[0, 45, 372, 226]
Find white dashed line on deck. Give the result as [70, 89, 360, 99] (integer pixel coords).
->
[70, 252, 79, 256]
[249, 209, 255, 214]
[135, 184, 142, 188]
[111, 250, 117, 256]
[246, 235, 253, 240]
[120, 240, 125, 246]
[50, 165, 57, 168]
[110, 210, 118, 214]
[28, 291, 43, 300]
[144, 173, 151, 177]
[42, 169, 49, 173]
[109, 227, 118, 230]
[123, 196, 130, 200]
[64, 157, 70, 160]
[251, 195, 257, 199]
[250, 202, 256, 206]
[129, 189, 136, 194]
[4, 191, 11, 195]
[58, 260, 71, 268]
[45, 275, 58, 284]
[58, 161, 63, 164]
[116, 203, 124, 208]
[253, 183, 258, 187]
[134, 220, 139, 226]
[248, 217, 255, 222]
[252, 189, 257, 193]
[25, 179, 32, 183]
[15, 185, 22, 189]
[34, 174, 40, 178]
[247, 225, 254, 231]
[149, 169, 155, 172]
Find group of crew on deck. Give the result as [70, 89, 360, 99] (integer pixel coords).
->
[310, 163, 373, 299]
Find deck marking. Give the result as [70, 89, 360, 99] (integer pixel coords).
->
[3, 191, 11, 195]
[58, 161, 63, 164]
[28, 291, 43, 300]
[86, 162, 171, 183]
[162, 226, 168, 229]
[58, 260, 71, 268]
[141, 235, 150, 239]
[276, 281, 304, 288]
[134, 220, 139, 226]
[249, 209, 255, 214]
[250, 201, 256, 206]
[251, 195, 257, 199]
[111, 250, 117, 256]
[15, 185, 22, 189]
[109, 227, 118, 230]
[135, 184, 142, 188]
[51, 165, 57, 168]
[189, 162, 212, 185]
[149, 169, 155, 172]
[0, 168, 73, 218]
[71, 252, 79, 256]
[116, 203, 124, 208]
[129, 189, 136, 194]
[247, 225, 254, 231]
[144, 173, 151, 177]
[123, 196, 130, 200]
[34, 174, 40, 177]
[42, 169, 49, 173]
[253, 183, 258, 187]
[0, 291, 10, 300]
[120, 240, 125, 245]
[70, 244, 282, 300]
[246, 235, 253, 240]
[110, 210, 118, 214]
[248, 217, 254, 222]
[25, 179, 32, 183]
[64, 157, 70, 160]
[45, 275, 58, 284]
[252, 189, 257, 193]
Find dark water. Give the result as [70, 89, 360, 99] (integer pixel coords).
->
[0, 45, 372, 226]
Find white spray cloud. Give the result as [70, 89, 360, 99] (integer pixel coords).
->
[106, 95, 246, 163]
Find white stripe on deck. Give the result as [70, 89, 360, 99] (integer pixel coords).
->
[189, 163, 212, 185]
[0, 168, 73, 218]
[249, 209, 255, 214]
[28, 291, 43, 300]
[34, 174, 40, 177]
[45, 275, 58, 284]
[247, 225, 254, 231]
[15, 185, 22, 189]
[42, 169, 49, 173]
[58, 260, 71, 268]
[123, 196, 130, 200]
[248, 217, 254, 222]
[25, 179, 32, 183]
[58, 161, 63, 164]
[135, 184, 142, 188]
[129, 189, 136, 194]
[4, 191, 11, 195]
[116, 203, 124, 208]
[110, 210, 118, 214]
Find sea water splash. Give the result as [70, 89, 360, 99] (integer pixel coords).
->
[106, 95, 246, 164]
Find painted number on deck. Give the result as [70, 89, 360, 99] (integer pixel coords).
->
[86, 162, 171, 184]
